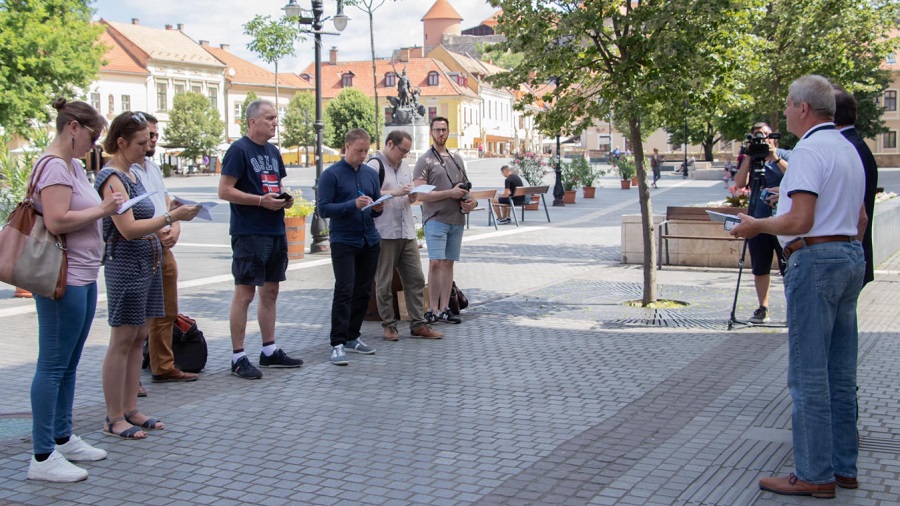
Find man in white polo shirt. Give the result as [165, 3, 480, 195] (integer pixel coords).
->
[731, 75, 866, 499]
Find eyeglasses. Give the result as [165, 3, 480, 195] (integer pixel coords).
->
[394, 144, 410, 155]
[79, 122, 100, 143]
[431, 128, 448, 133]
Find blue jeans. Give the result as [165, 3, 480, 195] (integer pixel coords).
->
[784, 241, 864, 483]
[31, 283, 98, 454]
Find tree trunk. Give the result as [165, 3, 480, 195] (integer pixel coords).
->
[369, 10, 380, 149]
[629, 116, 657, 306]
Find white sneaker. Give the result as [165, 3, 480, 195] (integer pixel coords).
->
[56, 434, 107, 462]
[27, 450, 88, 482]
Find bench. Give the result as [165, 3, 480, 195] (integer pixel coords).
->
[465, 189, 499, 230]
[658, 206, 743, 269]
[492, 186, 551, 225]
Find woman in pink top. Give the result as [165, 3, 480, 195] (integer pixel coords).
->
[26, 99, 123, 483]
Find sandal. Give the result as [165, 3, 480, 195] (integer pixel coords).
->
[103, 416, 147, 440]
[125, 410, 164, 430]
[383, 324, 400, 341]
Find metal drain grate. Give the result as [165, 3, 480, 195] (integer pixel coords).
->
[859, 436, 900, 453]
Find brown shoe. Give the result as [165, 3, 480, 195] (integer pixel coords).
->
[137, 382, 147, 397]
[383, 325, 400, 341]
[835, 474, 858, 489]
[151, 368, 199, 383]
[410, 325, 444, 339]
[759, 473, 835, 499]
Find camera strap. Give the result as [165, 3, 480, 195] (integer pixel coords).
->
[431, 146, 468, 187]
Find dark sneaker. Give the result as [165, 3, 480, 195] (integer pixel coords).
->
[331, 345, 349, 365]
[424, 310, 439, 323]
[345, 339, 375, 354]
[749, 306, 770, 324]
[259, 348, 303, 368]
[231, 356, 262, 379]
[439, 308, 462, 324]
[497, 218, 511, 224]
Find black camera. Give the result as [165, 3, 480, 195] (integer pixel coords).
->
[745, 131, 780, 159]
[459, 182, 472, 191]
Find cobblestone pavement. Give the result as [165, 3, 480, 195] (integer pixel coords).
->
[1, 167, 899, 505]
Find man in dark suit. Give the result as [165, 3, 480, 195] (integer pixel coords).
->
[833, 84, 878, 286]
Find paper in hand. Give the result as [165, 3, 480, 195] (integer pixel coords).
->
[172, 196, 218, 221]
[705, 210, 741, 231]
[362, 193, 393, 211]
[410, 185, 436, 194]
[117, 191, 157, 214]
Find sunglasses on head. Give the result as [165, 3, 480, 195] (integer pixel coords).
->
[131, 112, 147, 125]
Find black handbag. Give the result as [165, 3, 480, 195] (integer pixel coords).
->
[449, 281, 469, 315]
[141, 314, 208, 373]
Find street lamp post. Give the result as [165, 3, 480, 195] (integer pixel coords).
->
[682, 100, 688, 179]
[553, 133, 564, 206]
[283, 0, 349, 253]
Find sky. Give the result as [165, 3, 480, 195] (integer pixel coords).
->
[91, 0, 499, 73]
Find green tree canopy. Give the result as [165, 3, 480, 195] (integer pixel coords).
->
[490, 0, 738, 305]
[165, 92, 225, 162]
[282, 92, 316, 165]
[239, 91, 258, 137]
[244, 15, 300, 146]
[0, 0, 105, 134]
[324, 88, 380, 148]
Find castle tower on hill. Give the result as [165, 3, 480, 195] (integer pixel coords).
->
[422, 0, 462, 53]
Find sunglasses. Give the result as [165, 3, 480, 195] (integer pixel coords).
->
[79, 122, 101, 143]
[149, 131, 158, 140]
[131, 112, 147, 125]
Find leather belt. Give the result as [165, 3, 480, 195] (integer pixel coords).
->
[783, 235, 853, 260]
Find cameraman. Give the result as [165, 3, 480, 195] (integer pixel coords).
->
[414, 117, 476, 324]
[733, 122, 790, 323]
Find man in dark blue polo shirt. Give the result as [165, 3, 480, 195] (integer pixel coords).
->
[318, 129, 384, 365]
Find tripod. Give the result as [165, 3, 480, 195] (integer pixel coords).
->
[727, 157, 786, 330]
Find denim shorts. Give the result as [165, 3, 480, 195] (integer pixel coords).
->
[424, 220, 464, 261]
[231, 235, 288, 286]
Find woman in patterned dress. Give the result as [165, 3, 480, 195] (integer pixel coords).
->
[94, 112, 199, 439]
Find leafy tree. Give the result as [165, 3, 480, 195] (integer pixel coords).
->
[244, 15, 300, 146]
[0, 0, 105, 134]
[346, 0, 401, 149]
[491, 0, 738, 305]
[715, 0, 898, 148]
[165, 92, 225, 162]
[239, 91, 258, 137]
[476, 42, 524, 70]
[282, 92, 316, 166]
[324, 88, 381, 148]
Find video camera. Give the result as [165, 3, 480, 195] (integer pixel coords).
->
[745, 130, 781, 160]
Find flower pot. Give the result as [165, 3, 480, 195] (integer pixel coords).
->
[524, 194, 540, 210]
[582, 186, 596, 198]
[285, 216, 307, 259]
[630, 176, 639, 186]
[620, 179, 631, 189]
[563, 190, 577, 204]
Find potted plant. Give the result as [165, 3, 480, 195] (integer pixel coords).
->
[283, 188, 315, 259]
[510, 151, 546, 209]
[569, 157, 603, 198]
[615, 155, 636, 189]
[560, 160, 579, 204]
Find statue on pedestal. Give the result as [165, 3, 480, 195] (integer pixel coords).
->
[387, 64, 426, 125]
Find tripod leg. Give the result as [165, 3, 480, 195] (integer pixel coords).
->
[728, 238, 750, 329]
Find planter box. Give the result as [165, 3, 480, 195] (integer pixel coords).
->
[285, 216, 306, 259]
[621, 212, 743, 267]
[563, 190, 576, 204]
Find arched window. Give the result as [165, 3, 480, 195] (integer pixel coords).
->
[385, 72, 396, 87]
[427, 71, 439, 86]
[300, 73, 312, 82]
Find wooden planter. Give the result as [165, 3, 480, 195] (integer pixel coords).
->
[563, 190, 577, 204]
[582, 186, 597, 198]
[630, 176, 639, 186]
[285, 216, 307, 260]
[620, 179, 631, 189]
[524, 194, 540, 210]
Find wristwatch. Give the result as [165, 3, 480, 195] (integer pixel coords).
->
[772, 157, 782, 164]
[163, 211, 172, 226]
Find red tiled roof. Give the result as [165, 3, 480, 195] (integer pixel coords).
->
[481, 11, 502, 27]
[98, 30, 148, 75]
[203, 45, 313, 90]
[298, 57, 479, 100]
[422, 0, 463, 21]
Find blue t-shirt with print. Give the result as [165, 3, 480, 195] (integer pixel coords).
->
[221, 136, 287, 236]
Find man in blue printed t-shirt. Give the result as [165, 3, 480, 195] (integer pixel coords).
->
[218, 100, 304, 379]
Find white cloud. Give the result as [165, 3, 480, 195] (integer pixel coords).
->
[93, 0, 499, 73]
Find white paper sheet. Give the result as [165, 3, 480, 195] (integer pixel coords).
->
[117, 191, 157, 214]
[362, 193, 393, 211]
[410, 185, 436, 194]
[172, 196, 218, 221]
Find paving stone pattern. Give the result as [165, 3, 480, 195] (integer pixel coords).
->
[1, 172, 899, 505]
